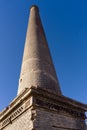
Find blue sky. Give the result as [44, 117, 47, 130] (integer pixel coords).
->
[0, 0, 87, 111]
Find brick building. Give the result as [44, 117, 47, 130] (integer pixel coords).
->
[0, 5, 87, 130]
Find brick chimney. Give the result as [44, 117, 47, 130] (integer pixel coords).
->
[17, 5, 62, 95]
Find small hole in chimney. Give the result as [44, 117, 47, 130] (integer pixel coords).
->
[20, 79, 22, 82]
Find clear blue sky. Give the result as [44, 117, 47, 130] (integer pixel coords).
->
[0, 0, 87, 111]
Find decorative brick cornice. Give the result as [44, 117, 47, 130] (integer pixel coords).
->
[0, 86, 87, 129]
[31, 87, 87, 111]
[0, 88, 30, 119]
[0, 88, 32, 129]
[35, 98, 86, 119]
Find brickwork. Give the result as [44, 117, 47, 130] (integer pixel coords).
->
[33, 108, 85, 130]
[32, 87, 87, 130]
[0, 87, 87, 130]
[0, 88, 33, 130]
[17, 5, 61, 95]
[2, 109, 33, 130]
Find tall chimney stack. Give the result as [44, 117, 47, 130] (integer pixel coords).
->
[17, 5, 62, 95]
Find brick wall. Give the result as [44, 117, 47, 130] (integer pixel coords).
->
[2, 109, 33, 130]
[33, 108, 86, 130]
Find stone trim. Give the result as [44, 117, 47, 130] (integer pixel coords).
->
[1, 106, 23, 129]
[0, 87, 87, 129]
[35, 98, 86, 119]
[0, 88, 30, 118]
[31, 87, 87, 111]
[0, 88, 32, 130]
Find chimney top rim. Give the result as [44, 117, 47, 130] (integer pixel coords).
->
[30, 5, 39, 12]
